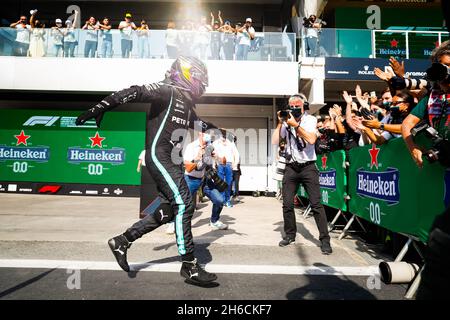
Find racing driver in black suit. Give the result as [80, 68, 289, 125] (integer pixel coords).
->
[76, 56, 219, 285]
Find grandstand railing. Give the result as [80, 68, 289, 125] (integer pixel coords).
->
[300, 28, 449, 60]
[0, 28, 296, 62]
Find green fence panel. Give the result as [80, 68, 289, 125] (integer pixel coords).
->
[296, 150, 347, 211]
[0, 109, 146, 185]
[348, 138, 446, 242]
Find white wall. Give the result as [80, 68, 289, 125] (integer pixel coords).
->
[0, 57, 299, 97]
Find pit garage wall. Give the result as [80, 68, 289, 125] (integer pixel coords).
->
[0, 57, 299, 97]
[196, 104, 278, 193]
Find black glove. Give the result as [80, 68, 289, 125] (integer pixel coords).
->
[75, 104, 105, 127]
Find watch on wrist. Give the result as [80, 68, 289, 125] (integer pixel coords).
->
[380, 123, 385, 130]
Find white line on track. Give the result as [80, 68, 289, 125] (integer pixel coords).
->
[0, 259, 380, 276]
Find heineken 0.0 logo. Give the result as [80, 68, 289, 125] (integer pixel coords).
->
[0, 130, 50, 174]
[67, 132, 125, 176]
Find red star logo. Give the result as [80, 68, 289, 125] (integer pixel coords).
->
[89, 132, 105, 148]
[390, 39, 398, 48]
[321, 155, 327, 170]
[15, 130, 30, 146]
[369, 144, 380, 169]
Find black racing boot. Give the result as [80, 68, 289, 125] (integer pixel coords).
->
[108, 235, 132, 272]
[180, 258, 217, 285]
[320, 239, 333, 255]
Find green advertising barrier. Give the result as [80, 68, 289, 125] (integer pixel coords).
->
[297, 150, 347, 211]
[348, 138, 446, 242]
[0, 109, 146, 185]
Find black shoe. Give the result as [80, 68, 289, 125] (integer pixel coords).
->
[108, 235, 132, 272]
[320, 239, 333, 255]
[279, 237, 295, 247]
[180, 258, 217, 285]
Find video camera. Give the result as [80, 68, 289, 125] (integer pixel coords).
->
[411, 120, 450, 167]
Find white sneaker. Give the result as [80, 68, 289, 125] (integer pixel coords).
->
[210, 220, 228, 230]
[166, 222, 175, 234]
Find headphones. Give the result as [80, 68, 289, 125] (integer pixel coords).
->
[289, 93, 309, 110]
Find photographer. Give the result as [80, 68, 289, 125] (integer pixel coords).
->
[402, 40, 450, 168]
[236, 18, 255, 60]
[184, 132, 228, 231]
[303, 14, 322, 57]
[271, 94, 332, 254]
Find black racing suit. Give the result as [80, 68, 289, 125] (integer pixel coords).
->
[92, 79, 217, 261]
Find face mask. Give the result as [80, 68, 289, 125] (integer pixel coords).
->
[203, 133, 211, 143]
[383, 101, 391, 111]
[290, 108, 303, 119]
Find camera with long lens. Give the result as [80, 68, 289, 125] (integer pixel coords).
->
[201, 144, 228, 192]
[411, 120, 450, 167]
[204, 168, 228, 192]
[426, 63, 450, 83]
[273, 154, 287, 181]
[279, 110, 290, 121]
[303, 17, 313, 28]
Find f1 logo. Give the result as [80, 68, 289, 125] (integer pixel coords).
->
[38, 185, 62, 193]
[23, 116, 60, 127]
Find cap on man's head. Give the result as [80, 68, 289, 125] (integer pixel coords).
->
[55, 18, 62, 24]
[246, 18, 252, 23]
[125, 13, 132, 18]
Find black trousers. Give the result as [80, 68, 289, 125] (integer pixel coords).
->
[125, 150, 195, 261]
[282, 162, 330, 242]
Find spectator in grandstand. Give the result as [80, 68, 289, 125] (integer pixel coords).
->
[236, 18, 255, 60]
[303, 14, 321, 57]
[165, 21, 179, 59]
[118, 13, 137, 58]
[99, 17, 112, 58]
[10, 14, 31, 56]
[179, 20, 195, 57]
[402, 40, 450, 168]
[219, 20, 236, 60]
[64, 10, 78, 58]
[196, 16, 212, 60]
[63, 11, 79, 58]
[29, 11, 46, 57]
[137, 19, 150, 59]
[51, 18, 65, 57]
[82, 16, 99, 58]
[210, 11, 223, 60]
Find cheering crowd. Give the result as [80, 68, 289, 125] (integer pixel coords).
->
[9, 9, 256, 60]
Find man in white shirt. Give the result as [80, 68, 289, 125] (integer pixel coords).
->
[183, 132, 228, 230]
[271, 94, 332, 254]
[119, 13, 137, 58]
[303, 14, 321, 57]
[213, 130, 239, 207]
[10, 15, 31, 56]
[236, 18, 255, 60]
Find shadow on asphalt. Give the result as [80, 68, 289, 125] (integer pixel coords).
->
[0, 268, 57, 299]
[285, 263, 377, 300]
